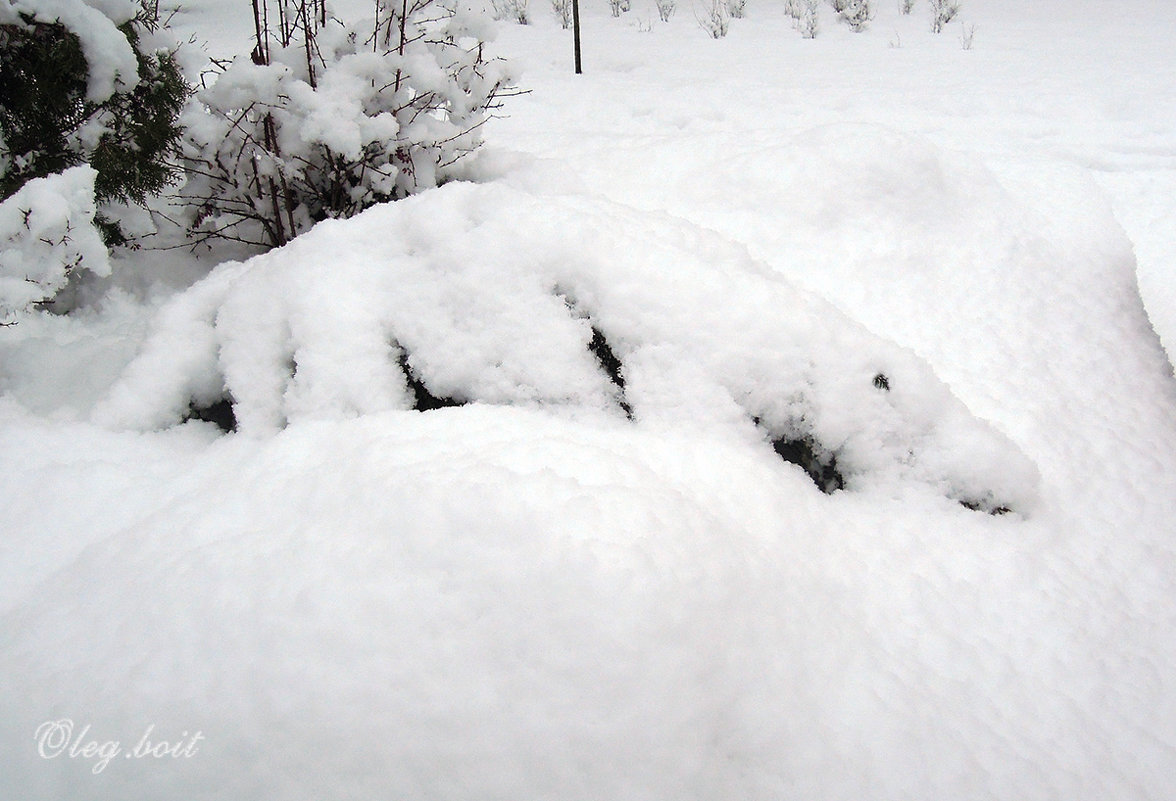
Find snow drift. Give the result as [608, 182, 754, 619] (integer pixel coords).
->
[94, 181, 1038, 512]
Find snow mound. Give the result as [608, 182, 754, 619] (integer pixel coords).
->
[0, 404, 1029, 801]
[94, 182, 1037, 511]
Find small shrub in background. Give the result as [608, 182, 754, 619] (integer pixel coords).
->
[697, 0, 729, 37]
[655, 0, 675, 21]
[834, 0, 871, 30]
[929, 0, 958, 32]
[494, 0, 530, 24]
[960, 21, 976, 49]
[551, 0, 572, 28]
[799, 0, 820, 37]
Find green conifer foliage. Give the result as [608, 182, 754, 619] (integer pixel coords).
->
[0, 10, 189, 244]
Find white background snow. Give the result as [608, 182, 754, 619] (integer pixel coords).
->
[2, 0, 1175, 799]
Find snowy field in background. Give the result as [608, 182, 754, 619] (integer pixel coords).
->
[2, 1, 1176, 799]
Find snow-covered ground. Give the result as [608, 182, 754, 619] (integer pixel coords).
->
[2, 1, 1175, 799]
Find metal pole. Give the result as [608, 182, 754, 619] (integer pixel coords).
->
[572, 0, 582, 74]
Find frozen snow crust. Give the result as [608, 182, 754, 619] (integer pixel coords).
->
[94, 179, 1038, 512]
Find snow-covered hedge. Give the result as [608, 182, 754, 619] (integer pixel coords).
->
[179, 0, 515, 249]
[96, 181, 1039, 512]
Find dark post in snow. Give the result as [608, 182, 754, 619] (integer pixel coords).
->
[572, 0, 582, 74]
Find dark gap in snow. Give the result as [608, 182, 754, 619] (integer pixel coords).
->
[754, 417, 844, 494]
[185, 397, 237, 433]
[771, 435, 846, 494]
[396, 349, 464, 412]
[959, 498, 1012, 516]
[555, 289, 633, 420]
[588, 325, 633, 419]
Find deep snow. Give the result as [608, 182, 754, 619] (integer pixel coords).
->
[2, 1, 1176, 799]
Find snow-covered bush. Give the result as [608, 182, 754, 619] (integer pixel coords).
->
[493, 0, 529, 24]
[900, 0, 914, 13]
[96, 181, 1038, 514]
[550, 0, 571, 28]
[0, 0, 189, 245]
[179, 0, 515, 250]
[833, 0, 870, 31]
[726, 0, 745, 19]
[798, 0, 819, 37]
[959, 21, 975, 49]
[608, 0, 630, 16]
[655, 0, 675, 22]
[785, 0, 819, 37]
[929, 0, 958, 32]
[0, 167, 111, 321]
[697, 0, 729, 38]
